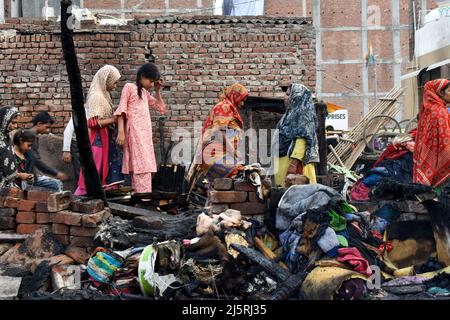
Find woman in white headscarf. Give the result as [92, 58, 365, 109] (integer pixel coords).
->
[75, 65, 123, 195]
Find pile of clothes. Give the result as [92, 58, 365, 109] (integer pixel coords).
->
[273, 181, 447, 300]
[277, 185, 389, 279]
[350, 130, 416, 202]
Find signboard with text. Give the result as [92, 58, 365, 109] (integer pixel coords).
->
[326, 110, 348, 131]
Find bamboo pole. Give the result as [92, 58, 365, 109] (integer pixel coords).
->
[327, 87, 404, 168]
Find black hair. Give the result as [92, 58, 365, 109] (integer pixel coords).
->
[13, 129, 36, 146]
[326, 125, 334, 131]
[32, 112, 55, 127]
[136, 63, 161, 99]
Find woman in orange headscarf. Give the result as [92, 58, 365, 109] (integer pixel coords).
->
[413, 79, 450, 191]
[189, 84, 249, 188]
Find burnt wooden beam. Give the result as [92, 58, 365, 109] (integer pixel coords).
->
[104, 202, 200, 242]
[107, 201, 165, 219]
[230, 244, 289, 282]
[60, 0, 106, 203]
[231, 244, 309, 300]
[315, 101, 328, 176]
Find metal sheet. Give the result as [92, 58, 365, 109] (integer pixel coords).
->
[426, 58, 450, 71]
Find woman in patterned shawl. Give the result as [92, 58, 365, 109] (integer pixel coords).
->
[0, 106, 21, 195]
[190, 84, 249, 187]
[75, 65, 123, 195]
[274, 83, 319, 187]
[413, 78, 450, 191]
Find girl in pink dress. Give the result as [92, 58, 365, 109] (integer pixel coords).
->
[115, 63, 167, 194]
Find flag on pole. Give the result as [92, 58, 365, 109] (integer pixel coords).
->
[365, 42, 376, 66]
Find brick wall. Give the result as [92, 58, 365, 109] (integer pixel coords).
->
[0, 16, 315, 160]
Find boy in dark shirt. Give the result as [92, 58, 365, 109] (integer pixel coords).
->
[27, 112, 67, 191]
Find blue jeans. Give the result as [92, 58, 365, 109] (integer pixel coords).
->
[32, 176, 63, 192]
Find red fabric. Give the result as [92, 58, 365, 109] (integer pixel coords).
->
[337, 247, 373, 276]
[350, 180, 371, 202]
[413, 79, 450, 188]
[373, 129, 417, 168]
[77, 117, 110, 192]
[202, 84, 249, 134]
[371, 231, 393, 254]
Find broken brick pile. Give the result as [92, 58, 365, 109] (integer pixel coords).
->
[0, 189, 110, 251]
[208, 178, 267, 221]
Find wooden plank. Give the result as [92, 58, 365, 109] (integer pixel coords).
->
[108, 201, 167, 219]
[0, 233, 28, 243]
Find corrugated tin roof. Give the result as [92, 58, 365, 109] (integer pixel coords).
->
[136, 16, 312, 25]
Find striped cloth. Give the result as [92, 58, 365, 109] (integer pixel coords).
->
[87, 249, 124, 283]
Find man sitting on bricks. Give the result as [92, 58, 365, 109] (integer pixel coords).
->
[24, 112, 68, 191]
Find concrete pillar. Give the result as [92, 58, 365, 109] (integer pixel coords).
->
[0, 0, 5, 23]
[361, 0, 370, 115]
[313, 0, 322, 99]
[421, 0, 427, 25]
[120, 0, 125, 18]
[392, 0, 402, 119]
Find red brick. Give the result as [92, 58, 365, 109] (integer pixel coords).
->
[47, 191, 72, 212]
[4, 197, 20, 208]
[70, 199, 105, 214]
[65, 246, 91, 264]
[213, 178, 234, 191]
[0, 197, 5, 208]
[234, 181, 257, 192]
[36, 212, 52, 224]
[230, 202, 266, 215]
[35, 202, 50, 213]
[81, 209, 109, 227]
[70, 226, 98, 237]
[27, 189, 53, 202]
[0, 207, 16, 217]
[8, 188, 25, 199]
[17, 224, 49, 234]
[209, 191, 248, 204]
[52, 211, 82, 226]
[248, 192, 263, 202]
[52, 223, 69, 235]
[70, 236, 95, 248]
[18, 200, 37, 212]
[210, 204, 229, 214]
[0, 217, 16, 229]
[16, 211, 36, 224]
[54, 234, 70, 246]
